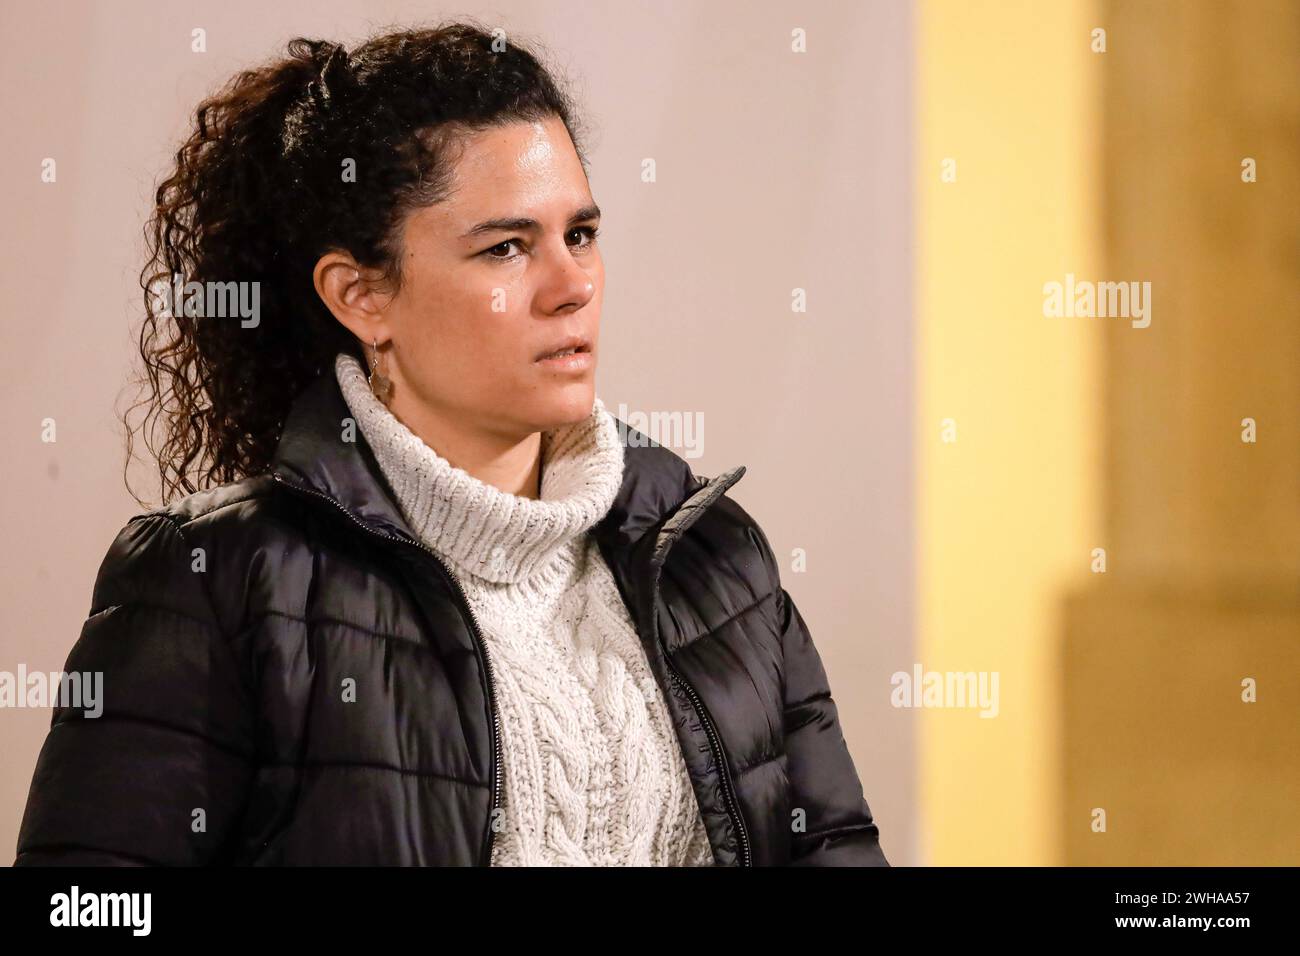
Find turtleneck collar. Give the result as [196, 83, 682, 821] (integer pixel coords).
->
[333, 352, 625, 587]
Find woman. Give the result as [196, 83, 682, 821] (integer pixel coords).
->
[14, 22, 887, 867]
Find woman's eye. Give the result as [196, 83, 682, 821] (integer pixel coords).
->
[569, 225, 600, 248]
[482, 227, 599, 261]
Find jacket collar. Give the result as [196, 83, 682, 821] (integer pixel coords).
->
[268, 370, 744, 555]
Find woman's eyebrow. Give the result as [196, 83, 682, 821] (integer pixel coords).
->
[461, 204, 601, 239]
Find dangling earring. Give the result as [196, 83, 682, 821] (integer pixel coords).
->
[369, 338, 393, 405]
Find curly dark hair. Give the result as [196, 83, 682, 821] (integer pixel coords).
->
[124, 20, 588, 507]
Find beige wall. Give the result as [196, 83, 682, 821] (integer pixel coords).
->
[0, 2, 918, 863]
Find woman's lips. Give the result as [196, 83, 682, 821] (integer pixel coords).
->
[535, 348, 593, 372]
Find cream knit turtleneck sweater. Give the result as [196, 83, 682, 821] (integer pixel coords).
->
[334, 353, 716, 867]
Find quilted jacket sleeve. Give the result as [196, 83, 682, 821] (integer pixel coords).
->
[778, 584, 890, 866]
[13, 513, 255, 866]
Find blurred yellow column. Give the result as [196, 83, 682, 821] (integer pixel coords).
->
[1061, 0, 1300, 865]
[917, 0, 1102, 865]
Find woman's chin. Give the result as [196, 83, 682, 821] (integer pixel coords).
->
[529, 381, 596, 429]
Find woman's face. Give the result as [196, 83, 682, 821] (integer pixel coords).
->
[354, 115, 604, 437]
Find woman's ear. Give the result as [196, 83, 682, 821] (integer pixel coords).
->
[313, 250, 394, 344]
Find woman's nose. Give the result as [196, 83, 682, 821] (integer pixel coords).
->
[538, 237, 596, 307]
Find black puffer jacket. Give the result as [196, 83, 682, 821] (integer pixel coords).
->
[15, 371, 888, 867]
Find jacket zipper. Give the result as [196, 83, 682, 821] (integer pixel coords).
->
[269, 472, 503, 866]
[665, 664, 753, 866]
[648, 473, 754, 867]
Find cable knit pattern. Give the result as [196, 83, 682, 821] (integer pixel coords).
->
[334, 353, 716, 866]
